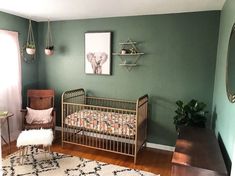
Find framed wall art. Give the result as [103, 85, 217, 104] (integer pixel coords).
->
[85, 32, 111, 75]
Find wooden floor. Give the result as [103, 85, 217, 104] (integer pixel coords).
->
[2, 131, 173, 176]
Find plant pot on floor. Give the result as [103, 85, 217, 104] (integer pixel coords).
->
[173, 99, 208, 132]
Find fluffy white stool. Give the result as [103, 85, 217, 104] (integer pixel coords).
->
[17, 129, 53, 164]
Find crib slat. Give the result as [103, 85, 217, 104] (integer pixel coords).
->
[115, 110, 118, 153]
[66, 104, 69, 142]
[124, 112, 127, 155]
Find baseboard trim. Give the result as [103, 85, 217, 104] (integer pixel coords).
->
[146, 142, 175, 152]
[55, 126, 175, 152]
[55, 126, 62, 131]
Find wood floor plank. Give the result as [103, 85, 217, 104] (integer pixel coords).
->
[2, 131, 173, 176]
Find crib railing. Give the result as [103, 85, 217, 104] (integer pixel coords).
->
[61, 89, 148, 164]
[86, 96, 136, 110]
[62, 88, 86, 104]
[62, 102, 136, 156]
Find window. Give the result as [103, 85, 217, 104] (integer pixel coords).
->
[0, 30, 22, 174]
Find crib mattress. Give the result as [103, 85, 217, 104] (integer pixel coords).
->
[64, 109, 136, 136]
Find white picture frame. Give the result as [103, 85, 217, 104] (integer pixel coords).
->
[85, 32, 111, 75]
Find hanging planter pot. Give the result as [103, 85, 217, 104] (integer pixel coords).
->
[26, 19, 36, 55]
[26, 44, 36, 55]
[45, 46, 54, 56]
[45, 20, 54, 56]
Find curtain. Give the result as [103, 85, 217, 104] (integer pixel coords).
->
[0, 30, 22, 173]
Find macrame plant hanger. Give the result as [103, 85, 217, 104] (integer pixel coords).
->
[45, 20, 54, 56]
[26, 19, 36, 55]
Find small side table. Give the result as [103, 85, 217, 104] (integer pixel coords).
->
[0, 113, 13, 153]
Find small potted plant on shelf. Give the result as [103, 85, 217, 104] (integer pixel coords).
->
[26, 43, 36, 55]
[173, 99, 208, 132]
[45, 45, 54, 56]
[129, 47, 137, 54]
[121, 49, 127, 54]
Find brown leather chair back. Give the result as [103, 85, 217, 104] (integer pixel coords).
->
[27, 89, 54, 110]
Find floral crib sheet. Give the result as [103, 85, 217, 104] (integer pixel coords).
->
[64, 109, 136, 136]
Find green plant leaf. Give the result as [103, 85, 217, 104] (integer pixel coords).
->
[26, 43, 35, 49]
[173, 99, 208, 131]
[176, 100, 183, 107]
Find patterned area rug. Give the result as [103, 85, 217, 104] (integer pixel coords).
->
[2, 147, 159, 176]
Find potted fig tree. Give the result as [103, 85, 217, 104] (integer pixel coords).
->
[173, 99, 208, 132]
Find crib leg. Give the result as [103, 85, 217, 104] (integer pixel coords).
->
[144, 141, 147, 148]
[61, 129, 64, 148]
[134, 155, 137, 165]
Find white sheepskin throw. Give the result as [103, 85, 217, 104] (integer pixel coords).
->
[17, 129, 53, 147]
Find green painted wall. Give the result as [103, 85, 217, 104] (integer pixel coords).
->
[0, 11, 39, 106]
[37, 12, 220, 146]
[213, 0, 235, 169]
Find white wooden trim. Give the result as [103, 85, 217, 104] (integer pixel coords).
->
[146, 142, 175, 152]
[55, 126, 62, 131]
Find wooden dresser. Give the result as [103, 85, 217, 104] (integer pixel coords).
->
[171, 127, 227, 176]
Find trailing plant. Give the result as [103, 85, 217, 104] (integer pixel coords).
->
[173, 99, 208, 131]
[26, 20, 36, 55]
[45, 46, 54, 50]
[26, 43, 35, 49]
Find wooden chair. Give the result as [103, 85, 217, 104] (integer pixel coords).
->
[21, 89, 56, 137]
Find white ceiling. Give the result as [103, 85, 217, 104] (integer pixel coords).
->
[0, 0, 226, 22]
